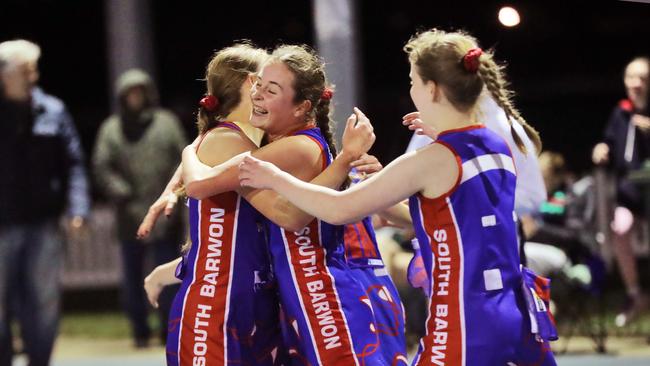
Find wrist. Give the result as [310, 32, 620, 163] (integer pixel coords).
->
[336, 149, 357, 166]
[271, 169, 291, 192]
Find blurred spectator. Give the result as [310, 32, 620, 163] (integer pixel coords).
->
[0, 39, 90, 366]
[592, 56, 650, 327]
[92, 69, 185, 347]
[523, 152, 595, 287]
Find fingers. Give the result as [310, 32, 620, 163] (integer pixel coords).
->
[404, 117, 424, 127]
[403, 111, 419, 119]
[349, 154, 382, 177]
[353, 108, 374, 135]
[137, 214, 154, 239]
[238, 156, 258, 187]
[139, 212, 159, 236]
[353, 107, 366, 119]
[137, 197, 167, 239]
[144, 276, 161, 308]
[345, 112, 358, 130]
[136, 225, 150, 240]
[164, 193, 178, 217]
[350, 154, 381, 170]
[147, 292, 159, 309]
[402, 111, 420, 123]
[353, 107, 372, 128]
[350, 153, 377, 166]
[354, 162, 383, 174]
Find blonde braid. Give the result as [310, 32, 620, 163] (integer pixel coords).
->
[477, 54, 542, 155]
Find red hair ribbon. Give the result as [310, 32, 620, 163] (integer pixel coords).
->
[199, 94, 219, 112]
[321, 88, 334, 101]
[463, 48, 483, 73]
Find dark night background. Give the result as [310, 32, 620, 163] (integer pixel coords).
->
[1, 0, 649, 180]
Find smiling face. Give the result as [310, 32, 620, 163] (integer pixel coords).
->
[249, 61, 307, 137]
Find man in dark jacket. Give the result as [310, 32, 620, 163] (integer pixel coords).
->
[592, 56, 650, 327]
[0, 39, 90, 366]
[93, 68, 185, 347]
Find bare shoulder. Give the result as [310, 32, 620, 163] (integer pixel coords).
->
[418, 142, 458, 166]
[416, 142, 460, 199]
[198, 127, 256, 166]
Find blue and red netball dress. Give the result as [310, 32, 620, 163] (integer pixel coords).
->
[343, 216, 408, 365]
[167, 122, 282, 366]
[409, 125, 557, 366]
[266, 126, 385, 366]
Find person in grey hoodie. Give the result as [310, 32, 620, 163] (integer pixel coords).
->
[93, 68, 186, 347]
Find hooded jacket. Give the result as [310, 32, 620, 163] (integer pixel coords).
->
[93, 69, 186, 242]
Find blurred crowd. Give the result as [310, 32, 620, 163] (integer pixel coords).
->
[0, 38, 648, 365]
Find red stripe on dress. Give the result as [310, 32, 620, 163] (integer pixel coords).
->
[343, 222, 378, 260]
[195, 121, 243, 151]
[283, 221, 358, 365]
[357, 223, 378, 258]
[436, 124, 485, 138]
[179, 192, 238, 365]
[415, 196, 464, 366]
[302, 135, 328, 171]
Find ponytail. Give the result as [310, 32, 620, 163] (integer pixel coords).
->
[477, 54, 542, 154]
[315, 88, 337, 157]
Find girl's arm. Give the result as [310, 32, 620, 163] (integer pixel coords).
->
[239, 146, 360, 231]
[188, 128, 359, 231]
[378, 201, 413, 229]
[183, 111, 373, 199]
[183, 113, 375, 231]
[349, 155, 413, 229]
[239, 143, 459, 225]
[144, 257, 182, 308]
[138, 134, 202, 239]
[137, 164, 183, 239]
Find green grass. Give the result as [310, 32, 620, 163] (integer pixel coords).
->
[56, 309, 650, 340]
[59, 312, 161, 339]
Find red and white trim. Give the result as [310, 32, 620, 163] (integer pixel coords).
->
[280, 221, 359, 366]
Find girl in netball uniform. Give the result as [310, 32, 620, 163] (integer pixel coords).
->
[147, 43, 372, 366]
[238, 29, 558, 366]
[180, 45, 395, 365]
[342, 170, 408, 365]
[154, 44, 283, 366]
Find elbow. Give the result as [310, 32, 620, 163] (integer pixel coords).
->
[323, 199, 353, 225]
[328, 216, 348, 226]
[322, 209, 349, 226]
[278, 215, 310, 233]
[279, 213, 345, 230]
[283, 222, 306, 233]
[328, 205, 358, 225]
[185, 182, 208, 200]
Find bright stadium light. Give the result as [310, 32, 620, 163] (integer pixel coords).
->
[498, 6, 521, 27]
